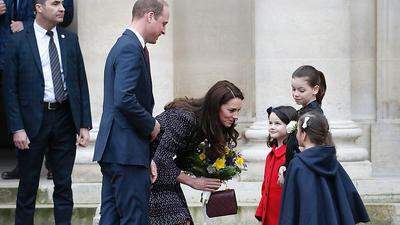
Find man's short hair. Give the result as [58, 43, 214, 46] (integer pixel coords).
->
[33, 0, 47, 11]
[132, 0, 168, 20]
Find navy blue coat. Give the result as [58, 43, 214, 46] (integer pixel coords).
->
[279, 146, 370, 225]
[59, 0, 73, 28]
[298, 100, 323, 116]
[0, 0, 34, 71]
[93, 29, 155, 167]
[2, 25, 92, 138]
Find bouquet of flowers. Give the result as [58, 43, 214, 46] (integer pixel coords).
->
[183, 140, 246, 181]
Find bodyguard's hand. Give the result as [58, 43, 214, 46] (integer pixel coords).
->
[150, 120, 160, 142]
[10, 20, 24, 33]
[150, 160, 157, 184]
[0, 2, 6, 16]
[13, 130, 30, 150]
[190, 177, 222, 192]
[76, 128, 90, 147]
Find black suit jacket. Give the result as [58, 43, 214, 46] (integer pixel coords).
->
[3, 24, 92, 138]
[0, 0, 35, 71]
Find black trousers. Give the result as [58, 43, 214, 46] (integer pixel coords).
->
[15, 102, 77, 225]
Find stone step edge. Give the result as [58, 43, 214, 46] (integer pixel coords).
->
[0, 204, 99, 209]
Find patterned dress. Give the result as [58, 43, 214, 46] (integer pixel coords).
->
[149, 108, 202, 225]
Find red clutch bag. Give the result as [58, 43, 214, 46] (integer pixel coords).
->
[206, 189, 238, 218]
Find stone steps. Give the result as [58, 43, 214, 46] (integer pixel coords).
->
[0, 204, 97, 225]
[0, 180, 99, 225]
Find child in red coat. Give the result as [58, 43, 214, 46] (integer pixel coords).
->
[255, 106, 297, 225]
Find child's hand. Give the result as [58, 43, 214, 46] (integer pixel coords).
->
[277, 166, 286, 186]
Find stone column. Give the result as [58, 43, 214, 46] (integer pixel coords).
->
[74, 0, 174, 183]
[242, 0, 371, 181]
[173, 0, 254, 120]
[372, 0, 400, 176]
[350, 0, 376, 154]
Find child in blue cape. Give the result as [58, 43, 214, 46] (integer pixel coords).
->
[279, 112, 370, 225]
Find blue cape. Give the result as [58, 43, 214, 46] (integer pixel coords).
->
[279, 146, 370, 225]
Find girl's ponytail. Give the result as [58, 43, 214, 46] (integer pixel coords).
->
[284, 131, 299, 168]
[316, 70, 326, 105]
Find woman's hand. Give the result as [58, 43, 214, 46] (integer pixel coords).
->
[189, 177, 222, 192]
[150, 160, 158, 184]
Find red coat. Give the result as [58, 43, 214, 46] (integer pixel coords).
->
[255, 144, 286, 225]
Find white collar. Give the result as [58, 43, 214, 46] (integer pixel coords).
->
[34, 20, 57, 39]
[128, 27, 145, 49]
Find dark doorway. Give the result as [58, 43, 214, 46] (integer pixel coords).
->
[0, 76, 11, 148]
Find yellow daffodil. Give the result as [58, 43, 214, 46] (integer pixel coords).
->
[214, 158, 226, 170]
[199, 152, 206, 161]
[235, 156, 245, 166]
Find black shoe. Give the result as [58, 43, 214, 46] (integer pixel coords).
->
[47, 171, 53, 180]
[1, 167, 20, 180]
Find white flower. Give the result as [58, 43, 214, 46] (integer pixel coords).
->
[207, 165, 216, 174]
[302, 116, 310, 129]
[278, 166, 286, 186]
[286, 121, 297, 134]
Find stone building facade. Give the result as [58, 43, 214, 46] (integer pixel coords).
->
[5, 0, 397, 224]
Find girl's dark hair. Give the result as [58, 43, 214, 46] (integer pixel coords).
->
[165, 80, 244, 157]
[266, 106, 298, 148]
[292, 65, 327, 105]
[298, 112, 334, 146]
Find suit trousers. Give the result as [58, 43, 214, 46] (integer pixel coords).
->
[99, 162, 151, 225]
[15, 102, 77, 225]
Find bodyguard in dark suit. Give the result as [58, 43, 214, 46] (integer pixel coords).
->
[3, 0, 92, 224]
[93, 0, 169, 224]
[0, 0, 34, 157]
[59, 0, 72, 28]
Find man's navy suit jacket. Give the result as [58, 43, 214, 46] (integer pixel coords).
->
[0, 0, 34, 71]
[94, 29, 155, 167]
[2, 24, 92, 138]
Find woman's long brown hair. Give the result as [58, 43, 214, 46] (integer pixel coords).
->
[165, 80, 244, 157]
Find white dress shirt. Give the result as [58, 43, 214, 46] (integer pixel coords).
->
[34, 21, 65, 103]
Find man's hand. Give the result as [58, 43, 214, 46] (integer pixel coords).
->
[150, 160, 157, 184]
[150, 120, 160, 142]
[10, 20, 24, 33]
[13, 130, 30, 150]
[76, 128, 90, 147]
[0, 1, 6, 16]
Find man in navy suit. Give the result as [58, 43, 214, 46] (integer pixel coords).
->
[3, 0, 92, 224]
[0, 0, 35, 179]
[59, 0, 72, 28]
[93, 0, 169, 224]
